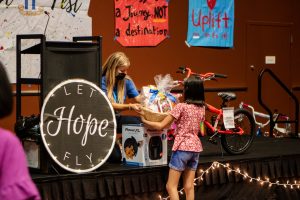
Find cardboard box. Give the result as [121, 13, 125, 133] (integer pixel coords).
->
[122, 124, 168, 166]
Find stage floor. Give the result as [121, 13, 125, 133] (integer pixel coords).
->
[198, 135, 300, 163]
[31, 136, 300, 200]
[31, 136, 300, 178]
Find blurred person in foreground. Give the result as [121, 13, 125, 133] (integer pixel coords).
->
[0, 61, 41, 200]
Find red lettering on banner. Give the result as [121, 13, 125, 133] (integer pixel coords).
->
[115, 0, 168, 46]
[222, 33, 228, 39]
[192, 10, 230, 32]
[222, 12, 229, 28]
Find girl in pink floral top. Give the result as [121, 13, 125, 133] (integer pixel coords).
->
[141, 75, 205, 200]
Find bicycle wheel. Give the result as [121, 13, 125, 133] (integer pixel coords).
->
[221, 108, 255, 155]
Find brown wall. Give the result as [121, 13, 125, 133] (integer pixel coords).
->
[1, 0, 299, 132]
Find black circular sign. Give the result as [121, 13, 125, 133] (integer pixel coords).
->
[40, 79, 116, 173]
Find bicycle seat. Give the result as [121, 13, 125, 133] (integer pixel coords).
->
[218, 92, 236, 101]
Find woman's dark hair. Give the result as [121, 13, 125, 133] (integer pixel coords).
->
[0, 61, 13, 119]
[183, 75, 205, 105]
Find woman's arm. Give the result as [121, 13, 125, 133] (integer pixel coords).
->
[111, 102, 141, 112]
[141, 114, 175, 130]
[111, 102, 132, 111]
[133, 94, 144, 103]
[125, 78, 144, 104]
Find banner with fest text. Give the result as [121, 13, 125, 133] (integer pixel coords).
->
[0, 0, 91, 83]
[186, 0, 234, 47]
[115, 0, 169, 47]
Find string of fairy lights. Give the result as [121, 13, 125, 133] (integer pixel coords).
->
[158, 161, 300, 200]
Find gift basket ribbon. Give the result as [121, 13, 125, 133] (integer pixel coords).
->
[149, 88, 177, 103]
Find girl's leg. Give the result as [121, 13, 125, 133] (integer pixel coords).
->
[182, 169, 196, 200]
[166, 168, 182, 200]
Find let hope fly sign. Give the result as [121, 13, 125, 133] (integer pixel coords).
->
[186, 0, 234, 47]
[40, 79, 116, 173]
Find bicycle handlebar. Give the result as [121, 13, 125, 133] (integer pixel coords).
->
[214, 73, 228, 78]
[177, 66, 228, 81]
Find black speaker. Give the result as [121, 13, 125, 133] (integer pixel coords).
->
[42, 38, 101, 99]
[149, 136, 163, 160]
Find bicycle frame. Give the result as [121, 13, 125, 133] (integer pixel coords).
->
[205, 103, 244, 135]
[175, 66, 256, 155]
[239, 102, 291, 134]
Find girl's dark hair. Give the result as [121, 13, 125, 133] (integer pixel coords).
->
[0, 61, 13, 119]
[183, 75, 205, 105]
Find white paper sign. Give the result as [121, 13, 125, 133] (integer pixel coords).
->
[23, 140, 40, 168]
[223, 107, 235, 129]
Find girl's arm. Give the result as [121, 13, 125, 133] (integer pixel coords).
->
[141, 114, 175, 130]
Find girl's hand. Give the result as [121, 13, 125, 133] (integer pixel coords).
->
[140, 115, 146, 123]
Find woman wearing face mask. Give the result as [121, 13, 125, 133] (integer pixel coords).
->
[101, 52, 143, 162]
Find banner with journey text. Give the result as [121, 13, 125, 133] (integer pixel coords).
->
[115, 0, 169, 47]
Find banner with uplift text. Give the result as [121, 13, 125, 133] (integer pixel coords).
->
[114, 0, 169, 47]
[186, 0, 234, 47]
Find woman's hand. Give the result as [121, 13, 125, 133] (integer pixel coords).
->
[129, 103, 142, 113]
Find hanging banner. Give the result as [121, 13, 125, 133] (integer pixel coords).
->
[114, 0, 169, 47]
[186, 0, 234, 47]
[0, 0, 91, 83]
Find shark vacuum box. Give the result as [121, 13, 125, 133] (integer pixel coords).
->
[122, 124, 168, 166]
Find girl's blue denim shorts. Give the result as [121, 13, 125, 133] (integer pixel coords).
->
[169, 150, 200, 171]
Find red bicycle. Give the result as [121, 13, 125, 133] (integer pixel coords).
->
[176, 67, 255, 154]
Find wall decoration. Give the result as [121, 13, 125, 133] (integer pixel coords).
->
[114, 0, 169, 47]
[0, 0, 91, 83]
[186, 0, 234, 47]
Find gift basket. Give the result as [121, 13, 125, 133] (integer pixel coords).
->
[141, 107, 169, 122]
[141, 74, 180, 122]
